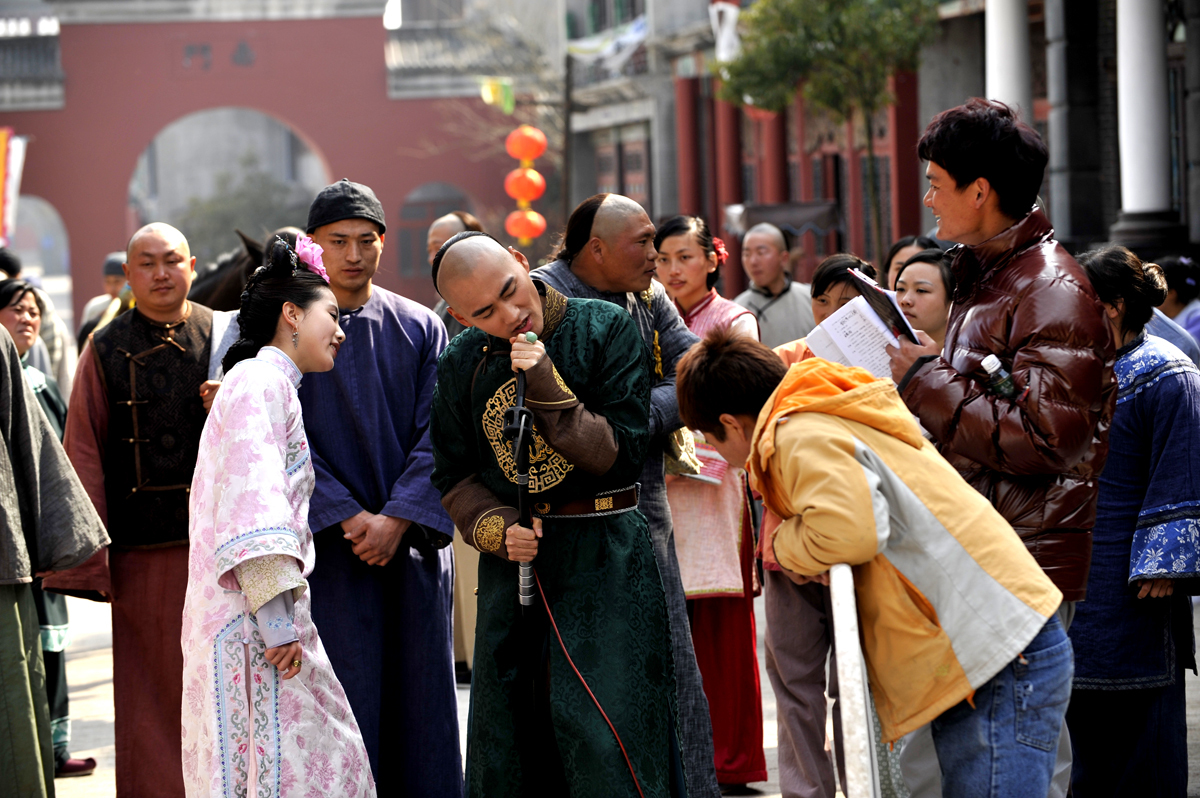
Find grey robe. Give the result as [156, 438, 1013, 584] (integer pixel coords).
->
[0, 332, 108, 796]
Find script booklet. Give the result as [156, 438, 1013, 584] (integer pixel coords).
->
[807, 271, 920, 381]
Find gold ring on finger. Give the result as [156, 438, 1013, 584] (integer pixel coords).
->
[292, 660, 302, 669]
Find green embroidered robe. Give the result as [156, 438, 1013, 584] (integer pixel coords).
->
[431, 284, 684, 798]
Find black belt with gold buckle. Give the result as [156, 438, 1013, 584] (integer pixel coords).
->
[531, 484, 640, 519]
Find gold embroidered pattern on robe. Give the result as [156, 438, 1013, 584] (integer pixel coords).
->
[474, 514, 505, 553]
[481, 377, 574, 492]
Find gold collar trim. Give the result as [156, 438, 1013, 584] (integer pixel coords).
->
[536, 280, 568, 341]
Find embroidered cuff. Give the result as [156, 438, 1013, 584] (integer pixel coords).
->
[467, 507, 520, 560]
[256, 590, 298, 649]
[524, 356, 579, 410]
[1129, 520, 1200, 581]
[441, 475, 520, 560]
[234, 554, 306, 614]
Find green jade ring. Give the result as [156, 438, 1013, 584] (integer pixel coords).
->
[523, 332, 538, 343]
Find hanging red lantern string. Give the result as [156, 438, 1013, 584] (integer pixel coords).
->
[505, 209, 548, 241]
[502, 125, 549, 246]
[505, 167, 547, 204]
[506, 125, 548, 163]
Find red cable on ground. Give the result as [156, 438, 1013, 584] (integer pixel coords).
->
[535, 570, 646, 798]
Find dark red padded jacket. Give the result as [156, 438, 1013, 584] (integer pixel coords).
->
[900, 210, 1116, 602]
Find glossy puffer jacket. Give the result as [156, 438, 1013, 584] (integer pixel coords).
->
[899, 210, 1116, 602]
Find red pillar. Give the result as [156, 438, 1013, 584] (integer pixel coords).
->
[792, 92, 819, 281]
[675, 77, 702, 217]
[714, 94, 746, 296]
[760, 112, 789, 204]
[845, 119, 865, 259]
[888, 71, 923, 239]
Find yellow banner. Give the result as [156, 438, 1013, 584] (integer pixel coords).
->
[0, 128, 9, 246]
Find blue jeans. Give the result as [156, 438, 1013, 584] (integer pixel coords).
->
[930, 614, 1073, 797]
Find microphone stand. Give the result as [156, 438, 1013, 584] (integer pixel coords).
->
[503, 370, 536, 613]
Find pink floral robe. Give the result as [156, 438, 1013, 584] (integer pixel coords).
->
[181, 346, 375, 798]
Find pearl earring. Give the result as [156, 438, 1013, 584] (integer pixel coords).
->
[292, 329, 299, 349]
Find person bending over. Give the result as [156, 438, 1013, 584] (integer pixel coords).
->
[676, 328, 1071, 798]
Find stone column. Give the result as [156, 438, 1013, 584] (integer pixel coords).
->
[985, 0, 1033, 119]
[1045, 0, 1104, 249]
[1110, 0, 1186, 250]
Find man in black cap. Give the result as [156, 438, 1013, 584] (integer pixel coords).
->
[76, 252, 126, 348]
[298, 179, 462, 795]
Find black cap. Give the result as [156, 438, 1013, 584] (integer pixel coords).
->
[103, 252, 125, 276]
[0, 248, 20, 278]
[306, 179, 387, 235]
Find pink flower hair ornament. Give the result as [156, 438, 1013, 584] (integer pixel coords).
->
[295, 235, 329, 283]
[713, 237, 729, 265]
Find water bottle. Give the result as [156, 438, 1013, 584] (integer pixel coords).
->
[981, 354, 1017, 398]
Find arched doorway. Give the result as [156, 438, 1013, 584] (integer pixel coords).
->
[127, 107, 331, 266]
[12, 195, 72, 326]
[395, 182, 475, 278]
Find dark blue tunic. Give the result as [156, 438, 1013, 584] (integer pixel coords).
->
[1070, 334, 1200, 690]
[297, 286, 460, 796]
[1067, 334, 1200, 793]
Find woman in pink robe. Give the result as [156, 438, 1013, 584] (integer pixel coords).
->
[181, 238, 374, 797]
[655, 215, 768, 788]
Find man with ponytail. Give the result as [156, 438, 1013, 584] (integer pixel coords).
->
[45, 222, 213, 797]
[294, 179, 461, 794]
[532, 194, 720, 798]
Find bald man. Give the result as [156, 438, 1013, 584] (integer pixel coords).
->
[532, 194, 721, 797]
[46, 222, 211, 797]
[430, 232, 684, 797]
[428, 211, 483, 343]
[426, 211, 487, 682]
[734, 223, 816, 348]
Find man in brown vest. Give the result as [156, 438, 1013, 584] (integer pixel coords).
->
[47, 222, 215, 796]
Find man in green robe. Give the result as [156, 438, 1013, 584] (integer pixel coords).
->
[0, 331, 108, 797]
[429, 232, 685, 798]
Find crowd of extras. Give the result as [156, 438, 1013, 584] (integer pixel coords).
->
[3, 97, 1198, 798]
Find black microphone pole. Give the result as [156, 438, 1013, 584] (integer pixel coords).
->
[504, 369, 536, 614]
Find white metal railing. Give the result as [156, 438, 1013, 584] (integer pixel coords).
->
[829, 563, 882, 798]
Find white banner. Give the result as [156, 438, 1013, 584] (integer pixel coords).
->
[1, 134, 26, 247]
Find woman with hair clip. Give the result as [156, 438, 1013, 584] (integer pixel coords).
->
[1067, 246, 1200, 797]
[180, 238, 375, 797]
[893, 248, 954, 352]
[655, 216, 768, 790]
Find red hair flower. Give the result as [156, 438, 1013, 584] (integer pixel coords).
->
[712, 237, 729, 264]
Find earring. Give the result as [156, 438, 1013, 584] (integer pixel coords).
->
[292, 329, 299, 349]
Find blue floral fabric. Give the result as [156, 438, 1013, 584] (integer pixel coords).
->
[1113, 336, 1200, 582]
[1070, 334, 1200, 688]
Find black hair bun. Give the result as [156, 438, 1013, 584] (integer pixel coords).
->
[266, 237, 297, 278]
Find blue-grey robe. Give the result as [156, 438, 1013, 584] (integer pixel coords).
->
[297, 286, 461, 796]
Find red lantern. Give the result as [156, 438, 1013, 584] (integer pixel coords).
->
[505, 125, 548, 162]
[505, 209, 547, 240]
[504, 168, 546, 203]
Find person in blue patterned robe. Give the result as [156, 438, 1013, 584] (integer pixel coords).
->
[1068, 246, 1200, 796]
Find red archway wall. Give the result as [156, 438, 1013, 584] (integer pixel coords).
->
[2, 16, 514, 318]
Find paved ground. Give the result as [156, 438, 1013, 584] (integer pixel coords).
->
[53, 596, 1200, 797]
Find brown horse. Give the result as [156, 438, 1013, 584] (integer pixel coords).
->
[188, 227, 302, 311]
